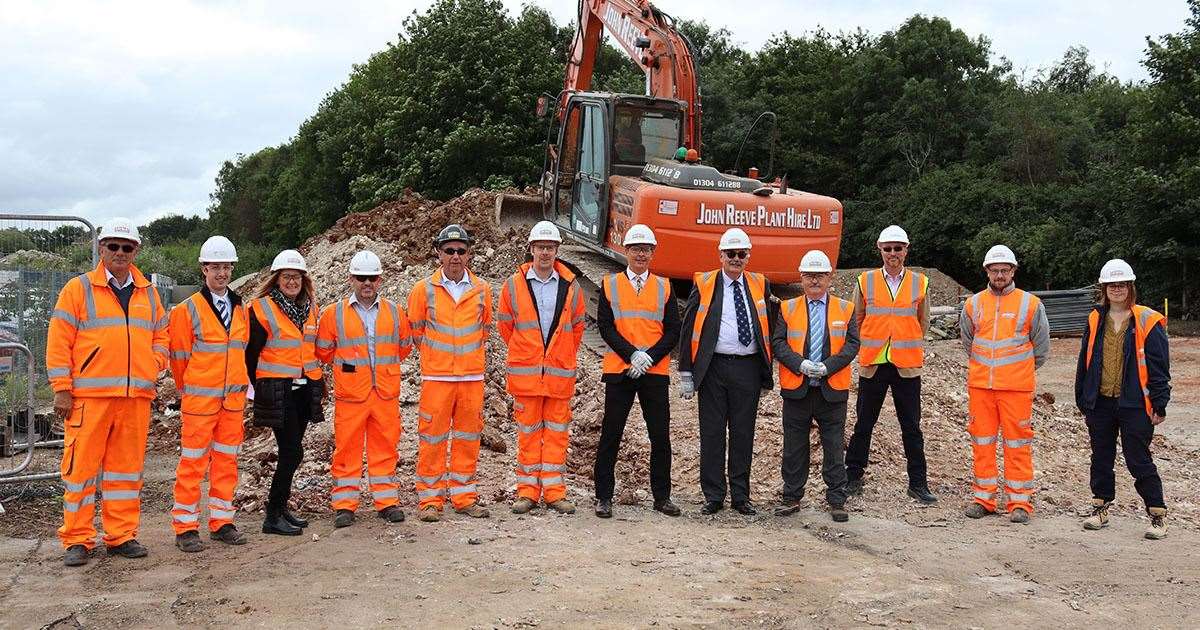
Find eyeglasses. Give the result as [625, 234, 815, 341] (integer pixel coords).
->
[104, 243, 136, 253]
[880, 246, 906, 253]
[354, 275, 380, 283]
[723, 250, 748, 259]
[1105, 282, 1130, 290]
[279, 273, 303, 282]
[441, 247, 468, 256]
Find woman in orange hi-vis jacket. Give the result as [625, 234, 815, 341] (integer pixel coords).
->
[47, 218, 169, 568]
[497, 222, 586, 515]
[168, 236, 251, 552]
[409, 224, 493, 522]
[245, 250, 325, 536]
[316, 250, 413, 528]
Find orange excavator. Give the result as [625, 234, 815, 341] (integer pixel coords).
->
[498, 0, 843, 287]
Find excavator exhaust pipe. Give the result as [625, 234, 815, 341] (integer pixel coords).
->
[494, 192, 544, 229]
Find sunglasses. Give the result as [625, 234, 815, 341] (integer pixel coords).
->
[880, 246, 906, 253]
[441, 247, 468, 256]
[724, 250, 748, 259]
[104, 243, 136, 253]
[354, 275, 380, 283]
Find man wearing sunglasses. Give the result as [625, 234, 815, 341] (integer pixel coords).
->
[679, 227, 775, 516]
[316, 250, 413, 528]
[844, 225, 937, 505]
[408, 224, 493, 522]
[47, 217, 169, 567]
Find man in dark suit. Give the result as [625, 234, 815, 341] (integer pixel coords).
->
[679, 228, 775, 516]
[771, 251, 860, 522]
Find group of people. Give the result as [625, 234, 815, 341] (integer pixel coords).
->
[45, 216, 1172, 568]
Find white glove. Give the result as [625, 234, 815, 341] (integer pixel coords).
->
[246, 383, 255, 401]
[800, 359, 819, 377]
[812, 362, 828, 377]
[629, 351, 653, 378]
[679, 372, 695, 400]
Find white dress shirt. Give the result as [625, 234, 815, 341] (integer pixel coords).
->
[714, 271, 758, 355]
[625, 268, 649, 290]
[350, 296, 380, 369]
[884, 267, 905, 298]
[105, 268, 134, 289]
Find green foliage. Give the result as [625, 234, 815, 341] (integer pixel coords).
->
[141, 214, 209, 244]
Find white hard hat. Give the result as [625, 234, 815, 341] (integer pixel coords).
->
[798, 250, 833, 273]
[877, 225, 909, 245]
[98, 217, 141, 245]
[271, 249, 308, 273]
[983, 244, 1018, 268]
[349, 250, 383, 275]
[527, 220, 562, 244]
[198, 235, 238, 263]
[718, 227, 752, 250]
[623, 224, 657, 246]
[1098, 258, 1135, 284]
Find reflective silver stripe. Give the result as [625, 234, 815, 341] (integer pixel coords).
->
[541, 475, 564, 486]
[264, 339, 302, 349]
[334, 477, 360, 487]
[211, 441, 240, 456]
[73, 376, 128, 389]
[864, 306, 918, 317]
[229, 339, 246, 350]
[428, 320, 482, 336]
[974, 477, 997, 486]
[973, 490, 995, 501]
[540, 463, 565, 472]
[209, 497, 234, 509]
[859, 338, 886, 347]
[173, 501, 198, 512]
[419, 411, 433, 421]
[375, 334, 400, 345]
[52, 308, 79, 327]
[186, 299, 205, 343]
[1008, 493, 1031, 503]
[544, 420, 569, 432]
[420, 432, 448, 445]
[451, 430, 479, 441]
[972, 336, 1029, 350]
[508, 365, 542, 376]
[448, 473, 474, 483]
[374, 355, 401, 365]
[335, 356, 371, 367]
[184, 385, 225, 397]
[374, 489, 399, 500]
[48, 366, 71, 378]
[970, 435, 996, 445]
[63, 494, 96, 512]
[889, 339, 923, 349]
[226, 384, 248, 394]
[417, 488, 445, 499]
[1004, 438, 1033, 449]
[257, 360, 301, 376]
[513, 321, 540, 331]
[63, 477, 96, 493]
[829, 329, 846, 339]
[368, 475, 394, 485]
[910, 271, 923, 303]
[127, 317, 156, 331]
[192, 341, 228, 353]
[303, 360, 320, 372]
[515, 421, 543, 434]
[101, 471, 141, 482]
[130, 377, 156, 390]
[447, 485, 476, 496]
[544, 366, 575, 378]
[331, 490, 360, 501]
[516, 475, 541, 485]
[173, 513, 199, 523]
[415, 474, 445, 485]
[171, 350, 191, 360]
[102, 490, 140, 501]
[1014, 290, 1032, 336]
[316, 338, 335, 349]
[210, 509, 236, 520]
[181, 445, 209, 459]
[423, 338, 483, 354]
[153, 344, 169, 356]
[1006, 479, 1035, 490]
[516, 463, 541, 474]
[607, 273, 666, 321]
[80, 275, 97, 319]
[970, 350, 1035, 368]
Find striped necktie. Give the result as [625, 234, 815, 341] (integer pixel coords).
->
[216, 298, 230, 330]
[633, 275, 643, 294]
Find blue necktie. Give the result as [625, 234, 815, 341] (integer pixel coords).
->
[731, 280, 752, 346]
[216, 298, 230, 330]
[807, 299, 824, 364]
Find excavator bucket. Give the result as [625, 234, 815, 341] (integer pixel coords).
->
[494, 192, 544, 229]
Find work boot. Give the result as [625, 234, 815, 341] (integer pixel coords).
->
[594, 499, 613, 519]
[653, 499, 681, 517]
[1082, 499, 1111, 530]
[1145, 507, 1168, 540]
[830, 505, 849, 523]
[378, 506, 406, 523]
[418, 506, 442, 522]
[964, 503, 994, 519]
[282, 509, 308, 528]
[546, 499, 576, 514]
[262, 509, 302, 536]
[333, 509, 355, 528]
[846, 478, 864, 496]
[774, 500, 802, 517]
[175, 530, 206, 553]
[511, 497, 536, 514]
[907, 486, 938, 505]
[63, 544, 89, 567]
[1009, 508, 1031, 524]
[107, 539, 149, 559]
[210, 524, 247, 545]
[455, 502, 491, 518]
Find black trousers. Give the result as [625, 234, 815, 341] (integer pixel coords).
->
[782, 389, 848, 506]
[593, 375, 672, 502]
[698, 354, 763, 504]
[1085, 396, 1166, 508]
[267, 384, 312, 512]
[845, 363, 927, 487]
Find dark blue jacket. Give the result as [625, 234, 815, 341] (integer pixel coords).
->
[1075, 305, 1171, 415]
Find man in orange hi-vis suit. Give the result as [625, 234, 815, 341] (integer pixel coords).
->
[168, 236, 250, 552]
[498, 221, 585, 515]
[959, 245, 1050, 524]
[409, 224, 493, 522]
[47, 217, 169, 567]
[316, 250, 413, 528]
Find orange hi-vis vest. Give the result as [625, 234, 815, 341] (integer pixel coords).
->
[168, 291, 250, 414]
[251, 297, 322, 380]
[964, 287, 1043, 391]
[858, 268, 928, 368]
[408, 268, 492, 377]
[601, 272, 670, 376]
[47, 263, 168, 398]
[1084, 305, 1166, 415]
[315, 297, 413, 402]
[778, 296, 855, 391]
[498, 262, 586, 398]
[689, 270, 771, 364]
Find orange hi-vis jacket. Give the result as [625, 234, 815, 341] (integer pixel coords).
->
[964, 288, 1043, 392]
[689, 270, 771, 364]
[47, 263, 168, 398]
[408, 269, 492, 378]
[601, 272, 671, 376]
[778, 296, 855, 391]
[315, 297, 414, 402]
[1084, 305, 1166, 415]
[250, 297, 322, 380]
[857, 268, 928, 368]
[498, 262, 586, 398]
[168, 291, 250, 414]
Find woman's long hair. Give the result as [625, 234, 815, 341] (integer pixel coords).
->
[255, 269, 316, 305]
[1099, 282, 1138, 309]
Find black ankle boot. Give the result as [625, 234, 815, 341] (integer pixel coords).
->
[281, 509, 308, 528]
[262, 508, 302, 536]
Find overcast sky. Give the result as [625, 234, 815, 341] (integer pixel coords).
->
[0, 0, 1191, 231]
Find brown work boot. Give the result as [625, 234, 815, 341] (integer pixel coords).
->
[210, 524, 247, 545]
[175, 530, 207, 553]
[1082, 498, 1111, 530]
[418, 506, 442, 522]
[1145, 507, 1168, 540]
[546, 499, 576, 514]
[1009, 508, 1031, 524]
[964, 503, 994, 519]
[454, 502, 490, 518]
[63, 544, 89, 567]
[829, 505, 849, 523]
[511, 497, 536, 514]
[107, 539, 149, 559]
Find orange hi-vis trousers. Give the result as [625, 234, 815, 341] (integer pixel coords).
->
[171, 409, 244, 534]
[968, 387, 1036, 513]
[58, 397, 151, 549]
[513, 395, 571, 503]
[415, 380, 483, 510]
[331, 390, 401, 512]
